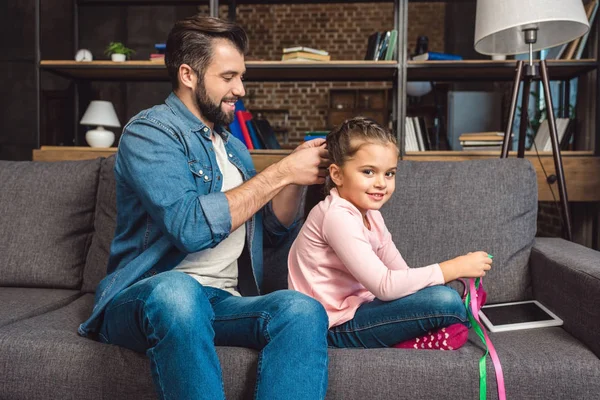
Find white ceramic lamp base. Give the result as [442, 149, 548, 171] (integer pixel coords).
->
[86, 126, 115, 148]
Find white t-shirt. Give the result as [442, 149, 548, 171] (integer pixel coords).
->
[175, 132, 245, 296]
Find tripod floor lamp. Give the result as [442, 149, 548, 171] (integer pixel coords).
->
[474, 0, 590, 241]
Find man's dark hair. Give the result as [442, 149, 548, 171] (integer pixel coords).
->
[165, 15, 249, 89]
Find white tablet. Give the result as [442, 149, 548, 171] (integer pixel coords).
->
[478, 300, 563, 333]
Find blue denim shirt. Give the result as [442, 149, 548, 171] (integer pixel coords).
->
[79, 92, 296, 337]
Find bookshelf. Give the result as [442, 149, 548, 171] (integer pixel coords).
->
[33, 0, 600, 246]
[40, 60, 398, 82]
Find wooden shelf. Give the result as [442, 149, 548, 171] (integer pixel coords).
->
[32, 146, 600, 202]
[41, 59, 597, 82]
[407, 59, 598, 81]
[40, 60, 397, 82]
[78, 0, 394, 4]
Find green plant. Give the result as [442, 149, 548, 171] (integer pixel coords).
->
[104, 42, 135, 58]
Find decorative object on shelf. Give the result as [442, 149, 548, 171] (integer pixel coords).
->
[80, 100, 121, 148]
[150, 43, 166, 62]
[104, 41, 135, 62]
[74, 49, 93, 62]
[406, 82, 432, 97]
[475, 0, 590, 241]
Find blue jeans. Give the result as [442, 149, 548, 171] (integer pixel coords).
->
[98, 271, 329, 400]
[327, 285, 468, 348]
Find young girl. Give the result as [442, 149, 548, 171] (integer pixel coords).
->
[288, 117, 492, 350]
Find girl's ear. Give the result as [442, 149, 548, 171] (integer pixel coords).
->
[329, 164, 343, 187]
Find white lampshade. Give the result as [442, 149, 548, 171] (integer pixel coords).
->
[80, 100, 121, 128]
[474, 0, 589, 55]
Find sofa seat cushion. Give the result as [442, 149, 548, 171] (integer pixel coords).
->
[1, 294, 598, 400]
[383, 159, 538, 303]
[0, 294, 257, 400]
[0, 159, 101, 289]
[0, 287, 80, 328]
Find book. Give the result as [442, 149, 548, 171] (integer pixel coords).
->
[384, 30, 398, 61]
[532, 118, 571, 152]
[365, 32, 382, 60]
[563, 0, 596, 60]
[246, 119, 265, 149]
[253, 119, 282, 149]
[460, 140, 503, 146]
[412, 117, 425, 151]
[282, 51, 331, 62]
[282, 46, 329, 56]
[459, 131, 505, 142]
[575, 0, 599, 59]
[235, 110, 254, 150]
[377, 31, 391, 61]
[304, 135, 327, 141]
[412, 52, 463, 61]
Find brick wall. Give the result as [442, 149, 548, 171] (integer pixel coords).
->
[219, 2, 445, 145]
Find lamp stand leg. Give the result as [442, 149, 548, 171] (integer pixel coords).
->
[502, 61, 524, 158]
[540, 60, 573, 241]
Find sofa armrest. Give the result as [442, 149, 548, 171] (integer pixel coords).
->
[531, 237, 600, 357]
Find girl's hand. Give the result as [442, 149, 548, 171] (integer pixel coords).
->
[439, 251, 492, 283]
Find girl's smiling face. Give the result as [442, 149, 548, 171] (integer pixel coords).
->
[329, 140, 398, 217]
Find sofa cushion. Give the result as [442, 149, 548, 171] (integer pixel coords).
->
[0, 294, 256, 400]
[82, 156, 117, 293]
[0, 294, 598, 399]
[0, 159, 101, 289]
[381, 159, 537, 303]
[0, 287, 80, 327]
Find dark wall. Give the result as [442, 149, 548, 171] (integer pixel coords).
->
[0, 1, 39, 160]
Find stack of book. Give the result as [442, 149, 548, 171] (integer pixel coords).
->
[364, 30, 398, 61]
[404, 116, 431, 151]
[149, 43, 166, 62]
[459, 132, 505, 151]
[281, 46, 330, 62]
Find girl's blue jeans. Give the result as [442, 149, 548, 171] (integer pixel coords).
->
[98, 271, 329, 400]
[327, 285, 468, 348]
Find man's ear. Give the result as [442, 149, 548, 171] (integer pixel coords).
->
[178, 64, 197, 90]
[329, 164, 343, 187]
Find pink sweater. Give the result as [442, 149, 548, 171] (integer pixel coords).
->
[288, 189, 445, 328]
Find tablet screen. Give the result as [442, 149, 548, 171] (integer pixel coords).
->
[482, 302, 555, 325]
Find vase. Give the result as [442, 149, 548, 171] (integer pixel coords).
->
[111, 53, 126, 62]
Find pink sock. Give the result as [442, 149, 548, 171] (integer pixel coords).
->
[392, 323, 468, 350]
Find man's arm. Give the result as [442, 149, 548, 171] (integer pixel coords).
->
[225, 139, 328, 231]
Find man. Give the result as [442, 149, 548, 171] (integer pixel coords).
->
[79, 14, 330, 400]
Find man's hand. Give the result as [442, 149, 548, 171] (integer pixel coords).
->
[277, 139, 330, 186]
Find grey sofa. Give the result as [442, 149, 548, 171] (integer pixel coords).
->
[1, 155, 599, 400]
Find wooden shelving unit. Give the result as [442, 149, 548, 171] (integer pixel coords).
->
[40, 60, 398, 82]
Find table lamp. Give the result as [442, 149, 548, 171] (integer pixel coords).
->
[474, 0, 590, 241]
[80, 100, 121, 148]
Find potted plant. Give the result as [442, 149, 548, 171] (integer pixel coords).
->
[104, 42, 135, 62]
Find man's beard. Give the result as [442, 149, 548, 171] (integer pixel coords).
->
[194, 84, 236, 126]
